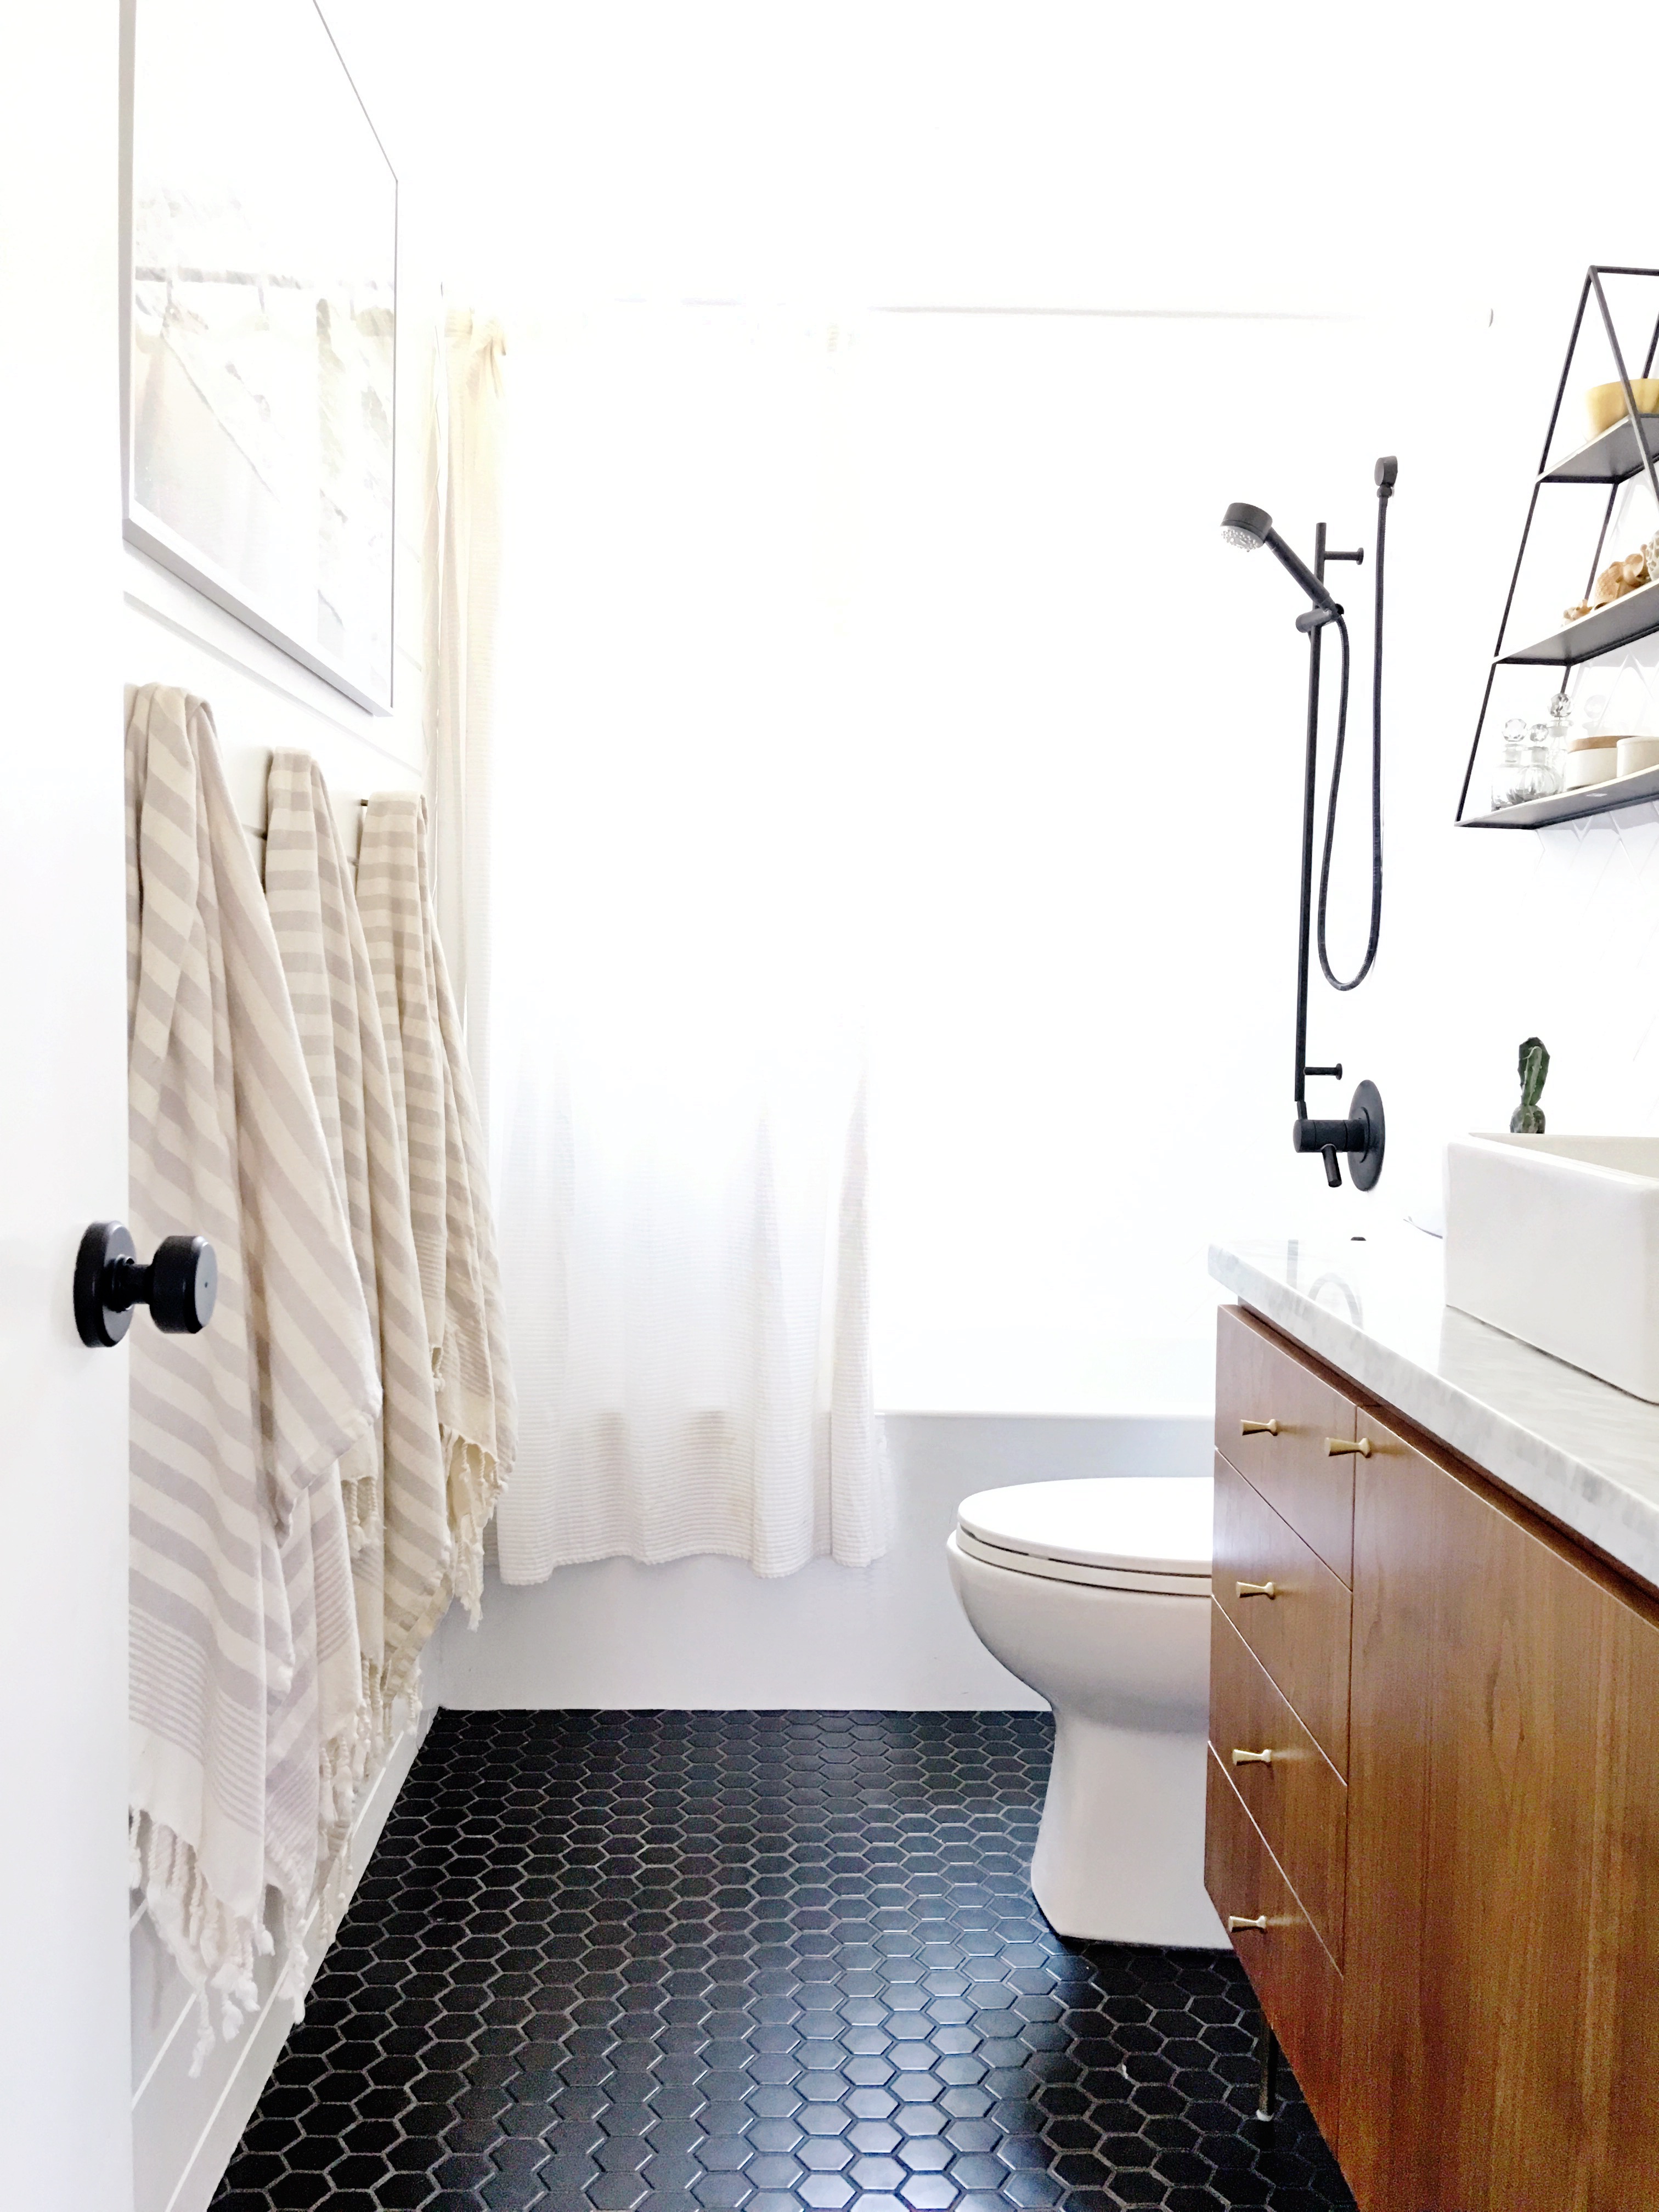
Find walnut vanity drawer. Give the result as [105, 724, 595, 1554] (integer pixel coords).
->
[1214, 1452, 1352, 1776]
[1205, 1746, 1344, 2152]
[1209, 1601, 1347, 1963]
[1216, 1305, 1358, 1583]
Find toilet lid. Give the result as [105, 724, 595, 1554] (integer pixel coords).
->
[956, 1477, 1212, 1595]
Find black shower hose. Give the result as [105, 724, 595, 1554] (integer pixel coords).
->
[1316, 482, 1387, 991]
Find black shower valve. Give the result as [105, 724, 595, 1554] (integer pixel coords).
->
[74, 1221, 218, 1348]
[1293, 1113, 1371, 1155]
[1291, 1080, 1386, 1194]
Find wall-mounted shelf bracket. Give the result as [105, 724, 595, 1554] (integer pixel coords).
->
[1459, 266, 1659, 830]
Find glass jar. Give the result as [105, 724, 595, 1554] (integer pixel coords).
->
[1545, 691, 1577, 771]
[1525, 720, 1564, 798]
[1492, 716, 1563, 808]
[1492, 719, 1531, 807]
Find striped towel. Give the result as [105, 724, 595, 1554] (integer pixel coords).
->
[126, 688, 380, 2060]
[264, 752, 453, 1754]
[358, 793, 516, 1617]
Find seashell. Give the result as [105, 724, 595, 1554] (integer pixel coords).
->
[1564, 544, 1650, 623]
[1589, 554, 1648, 609]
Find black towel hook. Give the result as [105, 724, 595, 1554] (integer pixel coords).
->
[75, 1222, 218, 1348]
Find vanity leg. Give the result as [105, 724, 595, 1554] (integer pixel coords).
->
[1255, 2008, 1279, 2124]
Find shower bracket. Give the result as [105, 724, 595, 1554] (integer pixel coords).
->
[1221, 463, 1396, 1192]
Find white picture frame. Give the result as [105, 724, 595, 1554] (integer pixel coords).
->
[121, 0, 398, 714]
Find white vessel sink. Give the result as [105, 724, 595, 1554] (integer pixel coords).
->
[1444, 1134, 1659, 1402]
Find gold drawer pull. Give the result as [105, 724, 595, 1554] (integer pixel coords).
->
[1232, 1747, 1274, 1766]
[1228, 1914, 1268, 1933]
[1326, 1436, 1372, 1457]
[1240, 1418, 1280, 1436]
[1236, 1580, 1277, 1600]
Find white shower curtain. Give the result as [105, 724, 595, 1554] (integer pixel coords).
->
[486, 306, 887, 1581]
[425, 309, 506, 1101]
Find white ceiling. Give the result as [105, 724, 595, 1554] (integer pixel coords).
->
[320, 0, 1632, 326]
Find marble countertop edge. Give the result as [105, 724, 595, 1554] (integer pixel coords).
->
[1209, 1238, 1659, 1598]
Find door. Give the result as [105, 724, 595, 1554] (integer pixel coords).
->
[0, 5, 134, 2206]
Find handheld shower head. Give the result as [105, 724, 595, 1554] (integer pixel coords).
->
[1221, 500, 1339, 613]
[1221, 501, 1273, 552]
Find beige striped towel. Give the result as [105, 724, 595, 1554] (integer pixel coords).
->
[126, 688, 380, 2061]
[358, 793, 516, 1617]
[264, 752, 453, 1756]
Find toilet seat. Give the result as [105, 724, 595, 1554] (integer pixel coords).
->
[955, 1477, 1212, 1598]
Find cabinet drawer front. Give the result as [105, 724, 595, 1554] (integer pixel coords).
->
[1214, 1452, 1352, 1776]
[1205, 1746, 1343, 2153]
[1216, 1305, 1357, 1582]
[1344, 1407, 1659, 2210]
[1209, 1602, 1347, 1963]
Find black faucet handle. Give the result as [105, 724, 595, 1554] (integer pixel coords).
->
[1294, 1114, 1363, 1154]
[1292, 1081, 1386, 1193]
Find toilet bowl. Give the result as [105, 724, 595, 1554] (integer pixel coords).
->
[946, 1475, 1226, 1948]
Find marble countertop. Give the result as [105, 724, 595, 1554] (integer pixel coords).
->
[1209, 1227, 1659, 1596]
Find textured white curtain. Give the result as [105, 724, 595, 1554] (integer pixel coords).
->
[488, 307, 887, 1581]
[424, 308, 506, 1107]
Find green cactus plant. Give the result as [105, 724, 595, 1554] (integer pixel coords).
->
[1511, 1035, 1549, 1134]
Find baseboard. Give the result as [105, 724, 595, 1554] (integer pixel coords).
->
[132, 1708, 436, 2212]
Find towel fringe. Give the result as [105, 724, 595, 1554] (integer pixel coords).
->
[132, 1813, 270, 2077]
[444, 1431, 503, 1625]
[361, 1632, 433, 1774]
[341, 1470, 383, 1556]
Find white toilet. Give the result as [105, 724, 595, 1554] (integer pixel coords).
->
[946, 1475, 1227, 1949]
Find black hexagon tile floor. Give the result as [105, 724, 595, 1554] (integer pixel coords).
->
[211, 1711, 1355, 2212]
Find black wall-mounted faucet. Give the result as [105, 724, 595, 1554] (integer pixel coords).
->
[1293, 1082, 1385, 1190]
[1222, 458, 1396, 1191]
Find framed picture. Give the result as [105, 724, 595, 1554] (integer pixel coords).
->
[122, 0, 397, 713]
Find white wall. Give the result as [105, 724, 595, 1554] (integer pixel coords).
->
[440, 1413, 1209, 1708]
[1328, 306, 1659, 1226]
[373, 0, 1659, 1417]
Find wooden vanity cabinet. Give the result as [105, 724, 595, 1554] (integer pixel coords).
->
[1342, 1406, 1659, 2211]
[1210, 1305, 1659, 2210]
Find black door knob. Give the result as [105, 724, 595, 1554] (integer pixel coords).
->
[75, 1222, 218, 1348]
